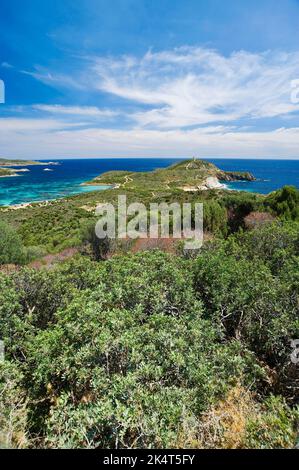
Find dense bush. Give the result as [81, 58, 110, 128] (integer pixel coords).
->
[203, 200, 228, 235]
[0, 221, 25, 265]
[27, 294, 258, 448]
[193, 223, 299, 399]
[230, 220, 299, 272]
[0, 221, 298, 448]
[0, 361, 28, 448]
[80, 221, 115, 261]
[222, 192, 262, 232]
[266, 186, 299, 221]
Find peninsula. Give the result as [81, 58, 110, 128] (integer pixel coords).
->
[83, 158, 256, 192]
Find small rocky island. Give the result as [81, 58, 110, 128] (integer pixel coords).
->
[0, 168, 17, 177]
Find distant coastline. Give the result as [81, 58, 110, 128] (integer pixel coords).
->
[0, 159, 59, 179]
[0, 158, 59, 167]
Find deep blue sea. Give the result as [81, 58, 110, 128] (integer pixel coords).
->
[0, 158, 298, 206]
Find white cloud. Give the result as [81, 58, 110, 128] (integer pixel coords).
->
[91, 47, 299, 128]
[0, 118, 85, 132]
[24, 47, 299, 130]
[2, 47, 299, 158]
[22, 66, 85, 90]
[1, 121, 299, 158]
[33, 104, 118, 118]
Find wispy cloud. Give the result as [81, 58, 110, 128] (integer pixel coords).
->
[24, 47, 299, 130]
[0, 118, 86, 132]
[2, 47, 299, 158]
[33, 104, 118, 118]
[1, 62, 13, 69]
[21, 66, 85, 90]
[91, 47, 299, 128]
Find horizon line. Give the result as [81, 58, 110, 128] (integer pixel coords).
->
[4, 156, 299, 161]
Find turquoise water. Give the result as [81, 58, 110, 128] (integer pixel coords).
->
[0, 158, 298, 206]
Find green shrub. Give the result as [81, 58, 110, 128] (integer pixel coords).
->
[0, 217, 298, 448]
[203, 201, 228, 235]
[222, 192, 262, 232]
[26, 291, 259, 448]
[245, 396, 299, 449]
[266, 186, 299, 221]
[0, 221, 25, 265]
[224, 221, 299, 274]
[80, 221, 115, 260]
[23, 245, 47, 263]
[193, 237, 299, 398]
[0, 361, 28, 448]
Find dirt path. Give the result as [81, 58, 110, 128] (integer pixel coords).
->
[122, 175, 133, 187]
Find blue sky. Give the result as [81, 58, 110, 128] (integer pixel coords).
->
[1, 0, 299, 158]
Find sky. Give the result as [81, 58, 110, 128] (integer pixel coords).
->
[1, 0, 299, 159]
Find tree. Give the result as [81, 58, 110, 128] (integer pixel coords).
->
[80, 220, 114, 261]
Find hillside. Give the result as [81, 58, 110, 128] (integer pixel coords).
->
[0, 158, 262, 253]
[0, 157, 298, 449]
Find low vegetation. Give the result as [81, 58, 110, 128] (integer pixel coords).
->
[0, 159, 298, 448]
[84, 158, 255, 191]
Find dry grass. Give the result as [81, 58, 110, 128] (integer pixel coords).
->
[175, 385, 258, 449]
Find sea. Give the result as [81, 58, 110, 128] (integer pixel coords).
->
[0, 158, 298, 206]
